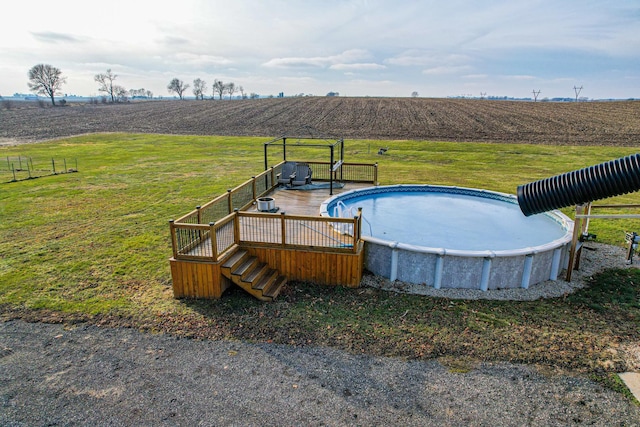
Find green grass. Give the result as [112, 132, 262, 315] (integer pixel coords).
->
[1, 133, 639, 382]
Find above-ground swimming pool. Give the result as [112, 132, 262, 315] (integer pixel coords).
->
[320, 185, 573, 291]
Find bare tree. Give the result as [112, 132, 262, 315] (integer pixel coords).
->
[115, 85, 128, 102]
[411, 91, 419, 97]
[226, 82, 235, 99]
[94, 69, 118, 102]
[167, 78, 189, 99]
[192, 78, 207, 100]
[213, 79, 226, 100]
[238, 86, 246, 99]
[27, 64, 66, 106]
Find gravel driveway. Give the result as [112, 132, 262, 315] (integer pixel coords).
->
[1, 320, 639, 426]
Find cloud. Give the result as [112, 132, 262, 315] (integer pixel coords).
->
[30, 31, 83, 44]
[171, 53, 232, 68]
[422, 65, 472, 75]
[262, 49, 372, 69]
[386, 51, 471, 68]
[329, 63, 386, 71]
[503, 75, 537, 81]
[159, 36, 191, 46]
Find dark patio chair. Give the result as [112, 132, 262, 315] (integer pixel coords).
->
[291, 163, 312, 186]
[277, 162, 297, 185]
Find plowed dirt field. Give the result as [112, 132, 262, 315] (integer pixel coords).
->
[1, 97, 638, 145]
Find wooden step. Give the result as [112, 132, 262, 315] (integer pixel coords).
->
[222, 249, 249, 271]
[232, 256, 259, 280]
[263, 275, 287, 299]
[253, 269, 278, 291]
[242, 263, 269, 284]
[220, 248, 288, 302]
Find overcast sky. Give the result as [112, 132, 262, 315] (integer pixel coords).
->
[1, 0, 639, 99]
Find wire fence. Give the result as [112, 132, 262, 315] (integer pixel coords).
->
[2, 156, 78, 183]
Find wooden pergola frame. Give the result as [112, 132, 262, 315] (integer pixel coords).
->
[264, 127, 344, 195]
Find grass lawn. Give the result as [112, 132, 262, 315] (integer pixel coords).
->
[1, 133, 639, 391]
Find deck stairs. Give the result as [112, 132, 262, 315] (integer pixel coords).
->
[221, 248, 287, 301]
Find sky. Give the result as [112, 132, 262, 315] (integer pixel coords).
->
[1, 0, 639, 99]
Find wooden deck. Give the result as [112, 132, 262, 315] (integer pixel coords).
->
[248, 182, 373, 216]
[170, 180, 374, 299]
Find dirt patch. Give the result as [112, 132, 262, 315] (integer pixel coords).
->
[1, 320, 639, 426]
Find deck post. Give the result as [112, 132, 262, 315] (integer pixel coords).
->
[209, 222, 218, 261]
[227, 189, 233, 214]
[270, 167, 275, 190]
[169, 220, 178, 258]
[233, 209, 240, 245]
[280, 212, 286, 247]
[251, 177, 257, 200]
[196, 206, 202, 241]
[374, 163, 378, 185]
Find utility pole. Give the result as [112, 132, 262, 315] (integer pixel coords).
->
[573, 85, 583, 102]
[532, 89, 541, 102]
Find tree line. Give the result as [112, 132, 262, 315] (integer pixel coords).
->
[26, 63, 256, 106]
[167, 77, 258, 100]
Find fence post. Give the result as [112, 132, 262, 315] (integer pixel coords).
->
[251, 176, 257, 200]
[63, 158, 67, 173]
[51, 158, 56, 174]
[209, 222, 218, 261]
[11, 163, 16, 182]
[374, 163, 378, 185]
[233, 209, 240, 244]
[227, 189, 233, 214]
[280, 211, 287, 247]
[270, 166, 275, 190]
[169, 220, 178, 258]
[196, 206, 202, 242]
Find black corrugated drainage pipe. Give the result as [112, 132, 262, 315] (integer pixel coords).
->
[517, 153, 640, 216]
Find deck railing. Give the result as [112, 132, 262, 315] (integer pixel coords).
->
[170, 160, 373, 261]
[301, 161, 378, 184]
[175, 164, 283, 224]
[170, 210, 362, 260]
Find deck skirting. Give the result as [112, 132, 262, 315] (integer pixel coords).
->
[244, 242, 364, 288]
[170, 242, 364, 299]
[169, 257, 233, 299]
